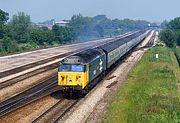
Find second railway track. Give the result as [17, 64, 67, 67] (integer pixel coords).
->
[0, 75, 60, 117]
[31, 99, 79, 123]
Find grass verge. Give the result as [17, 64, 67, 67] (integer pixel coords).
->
[102, 46, 180, 123]
[175, 47, 180, 67]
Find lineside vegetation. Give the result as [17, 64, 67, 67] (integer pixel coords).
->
[160, 17, 180, 48]
[175, 47, 180, 67]
[103, 46, 180, 123]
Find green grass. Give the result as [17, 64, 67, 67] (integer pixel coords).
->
[102, 46, 180, 123]
[172, 47, 180, 83]
[175, 47, 180, 67]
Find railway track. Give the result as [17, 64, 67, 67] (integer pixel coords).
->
[0, 45, 90, 80]
[0, 52, 70, 79]
[0, 75, 60, 117]
[0, 65, 57, 89]
[31, 99, 79, 123]
[134, 31, 156, 52]
[144, 31, 156, 48]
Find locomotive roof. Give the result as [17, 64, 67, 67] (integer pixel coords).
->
[62, 48, 104, 64]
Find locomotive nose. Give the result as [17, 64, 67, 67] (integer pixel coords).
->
[58, 72, 83, 86]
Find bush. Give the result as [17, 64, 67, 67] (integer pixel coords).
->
[0, 36, 19, 54]
[177, 35, 180, 46]
[175, 48, 180, 66]
[18, 42, 39, 51]
[156, 40, 166, 47]
[159, 29, 177, 48]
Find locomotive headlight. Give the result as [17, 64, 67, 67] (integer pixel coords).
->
[60, 75, 65, 81]
[76, 74, 81, 80]
[76, 75, 81, 78]
[61, 75, 65, 78]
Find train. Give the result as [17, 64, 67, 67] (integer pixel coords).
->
[58, 30, 150, 96]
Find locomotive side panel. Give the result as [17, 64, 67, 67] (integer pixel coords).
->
[88, 54, 106, 82]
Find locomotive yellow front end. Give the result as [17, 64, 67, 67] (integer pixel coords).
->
[58, 56, 89, 90]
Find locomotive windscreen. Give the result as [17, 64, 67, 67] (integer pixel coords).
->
[59, 64, 84, 72]
[71, 65, 83, 72]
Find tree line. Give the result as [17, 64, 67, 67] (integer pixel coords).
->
[0, 9, 150, 54]
[70, 14, 150, 40]
[160, 17, 180, 47]
[0, 10, 75, 54]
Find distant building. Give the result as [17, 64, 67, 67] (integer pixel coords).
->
[36, 19, 55, 29]
[55, 20, 69, 27]
[36, 19, 69, 29]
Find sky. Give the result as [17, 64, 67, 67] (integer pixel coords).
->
[0, 0, 179, 23]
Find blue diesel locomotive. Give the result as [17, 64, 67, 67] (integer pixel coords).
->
[58, 30, 150, 95]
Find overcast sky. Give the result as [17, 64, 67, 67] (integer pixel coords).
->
[0, 0, 179, 23]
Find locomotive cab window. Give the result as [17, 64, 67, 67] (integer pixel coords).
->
[71, 65, 83, 72]
[59, 64, 85, 72]
[59, 64, 71, 71]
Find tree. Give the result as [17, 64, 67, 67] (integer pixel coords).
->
[168, 17, 180, 29]
[62, 26, 74, 42]
[97, 18, 113, 36]
[160, 17, 180, 47]
[0, 9, 9, 25]
[30, 27, 54, 45]
[0, 36, 18, 53]
[0, 9, 9, 39]
[160, 29, 177, 47]
[68, 14, 83, 38]
[161, 20, 168, 29]
[177, 35, 180, 46]
[112, 19, 121, 29]
[69, 14, 96, 39]
[94, 25, 104, 37]
[52, 24, 74, 43]
[52, 24, 64, 43]
[93, 15, 107, 22]
[8, 12, 31, 43]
